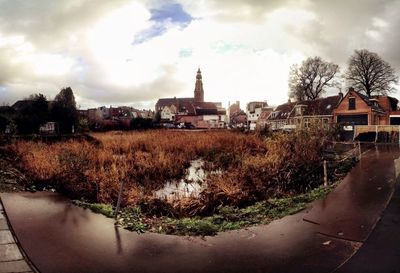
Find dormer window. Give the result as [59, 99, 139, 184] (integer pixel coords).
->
[295, 105, 306, 116]
[369, 98, 378, 107]
[349, 97, 356, 110]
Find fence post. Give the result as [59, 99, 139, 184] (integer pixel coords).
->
[323, 160, 328, 187]
[375, 125, 378, 143]
[358, 141, 361, 159]
[114, 180, 125, 219]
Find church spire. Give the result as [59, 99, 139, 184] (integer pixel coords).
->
[194, 68, 204, 102]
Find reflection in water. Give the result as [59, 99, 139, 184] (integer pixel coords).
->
[154, 160, 211, 201]
[114, 225, 123, 255]
[58, 201, 91, 228]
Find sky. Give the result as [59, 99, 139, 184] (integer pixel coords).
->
[0, 0, 400, 110]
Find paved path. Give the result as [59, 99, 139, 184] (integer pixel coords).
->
[335, 167, 400, 273]
[0, 202, 34, 273]
[1, 145, 400, 273]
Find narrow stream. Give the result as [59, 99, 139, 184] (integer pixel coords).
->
[153, 160, 208, 201]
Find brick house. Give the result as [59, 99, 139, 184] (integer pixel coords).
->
[256, 107, 274, 130]
[175, 102, 226, 129]
[228, 101, 247, 128]
[333, 87, 399, 126]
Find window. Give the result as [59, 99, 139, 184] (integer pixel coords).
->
[323, 118, 329, 129]
[304, 118, 310, 128]
[295, 106, 302, 116]
[349, 97, 356, 110]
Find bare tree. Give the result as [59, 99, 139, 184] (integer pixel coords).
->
[345, 49, 398, 98]
[289, 56, 339, 101]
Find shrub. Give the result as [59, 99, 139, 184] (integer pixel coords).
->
[8, 129, 329, 216]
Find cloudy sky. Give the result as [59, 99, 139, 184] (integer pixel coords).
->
[0, 0, 400, 109]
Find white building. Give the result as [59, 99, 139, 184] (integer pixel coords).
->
[160, 105, 177, 122]
[246, 101, 269, 130]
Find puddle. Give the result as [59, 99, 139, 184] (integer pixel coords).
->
[154, 160, 208, 201]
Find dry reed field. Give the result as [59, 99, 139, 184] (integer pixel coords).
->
[7, 130, 329, 216]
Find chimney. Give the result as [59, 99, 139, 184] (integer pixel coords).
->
[338, 90, 343, 100]
[349, 87, 355, 92]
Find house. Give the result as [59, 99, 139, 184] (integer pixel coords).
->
[227, 101, 246, 128]
[159, 104, 178, 121]
[246, 101, 269, 130]
[230, 111, 247, 128]
[11, 100, 35, 112]
[267, 95, 341, 130]
[39, 122, 57, 135]
[267, 101, 296, 130]
[155, 68, 226, 128]
[256, 107, 274, 129]
[227, 101, 240, 124]
[175, 102, 226, 129]
[139, 109, 154, 119]
[83, 105, 154, 130]
[333, 87, 399, 126]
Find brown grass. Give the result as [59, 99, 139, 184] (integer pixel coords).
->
[7, 129, 328, 216]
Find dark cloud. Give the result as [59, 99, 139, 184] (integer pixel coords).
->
[291, 0, 400, 70]
[374, 1, 400, 72]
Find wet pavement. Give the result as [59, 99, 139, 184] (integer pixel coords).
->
[303, 145, 399, 242]
[1, 145, 400, 273]
[335, 170, 400, 273]
[0, 201, 34, 273]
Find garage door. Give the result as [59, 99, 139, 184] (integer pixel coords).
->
[390, 117, 400, 125]
[337, 114, 368, 125]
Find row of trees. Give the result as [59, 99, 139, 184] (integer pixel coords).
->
[2, 87, 78, 134]
[289, 49, 399, 101]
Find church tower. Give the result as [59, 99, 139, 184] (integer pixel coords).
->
[194, 68, 204, 102]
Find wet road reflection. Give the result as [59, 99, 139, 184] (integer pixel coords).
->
[304, 144, 400, 242]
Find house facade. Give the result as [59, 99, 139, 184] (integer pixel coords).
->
[160, 105, 177, 121]
[267, 95, 341, 130]
[246, 101, 269, 130]
[82, 105, 154, 130]
[227, 101, 247, 128]
[39, 122, 57, 135]
[256, 107, 274, 129]
[333, 87, 399, 126]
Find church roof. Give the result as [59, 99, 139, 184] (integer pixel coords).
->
[156, 97, 194, 109]
[193, 102, 218, 115]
